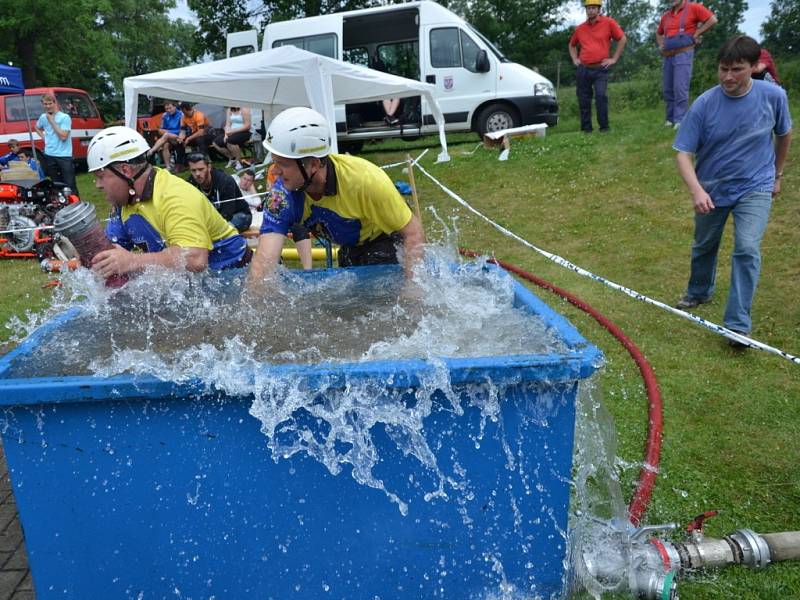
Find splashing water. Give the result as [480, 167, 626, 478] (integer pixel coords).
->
[6, 246, 565, 377]
[1, 242, 635, 599]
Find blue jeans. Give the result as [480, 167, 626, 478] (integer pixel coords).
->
[662, 49, 694, 124]
[576, 66, 610, 132]
[43, 154, 78, 195]
[686, 190, 773, 333]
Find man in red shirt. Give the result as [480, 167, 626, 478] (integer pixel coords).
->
[568, 0, 626, 133]
[656, 0, 717, 128]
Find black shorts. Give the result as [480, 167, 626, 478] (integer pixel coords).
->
[338, 232, 402, 267]
[213, 130, 250, 148]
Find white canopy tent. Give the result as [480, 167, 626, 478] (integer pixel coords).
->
[123, 46, 449, 162]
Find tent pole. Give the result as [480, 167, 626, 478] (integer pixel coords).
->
[406, 154, 422, 224]
[21, 91, 36, 156]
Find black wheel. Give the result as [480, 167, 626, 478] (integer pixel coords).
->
[338, 140, 364, 154]
[475, 103, 520, 137]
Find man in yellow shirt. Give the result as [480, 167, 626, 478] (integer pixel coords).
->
[86, 126, 250, 277]
[248, 107, 424, 284]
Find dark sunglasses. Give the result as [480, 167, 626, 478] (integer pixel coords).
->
[187, 152, 210, 163]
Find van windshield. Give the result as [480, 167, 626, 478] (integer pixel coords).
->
[4, 95, 42, 122]
[467, 25, 509, 63]
[55, 92, 99, 119]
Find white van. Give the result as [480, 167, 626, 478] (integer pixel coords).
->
[227, 1, 558, 151]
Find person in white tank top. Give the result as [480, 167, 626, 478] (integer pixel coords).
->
[212, 106, 252, 170]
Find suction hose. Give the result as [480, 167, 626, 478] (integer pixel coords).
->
[459, 249, 662, 526]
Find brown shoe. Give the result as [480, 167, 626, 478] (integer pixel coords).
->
[675, 295, 711, 310]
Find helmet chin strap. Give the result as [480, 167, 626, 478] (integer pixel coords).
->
[295, 158, 315, 192]
[108, 163, 149, 204]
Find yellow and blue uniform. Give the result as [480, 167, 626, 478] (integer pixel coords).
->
[260, 153, 412, 248]
[106, 168, 248, 270]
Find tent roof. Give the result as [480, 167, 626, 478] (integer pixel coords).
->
[123, 46, 449, 161]
[125, 46, 438, 110]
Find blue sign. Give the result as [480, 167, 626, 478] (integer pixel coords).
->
[0, 63, 25, 95]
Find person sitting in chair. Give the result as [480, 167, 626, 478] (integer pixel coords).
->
[371, 58, 401, 126]
[147, 101, 184, 172]
[212, 106, 252, 171]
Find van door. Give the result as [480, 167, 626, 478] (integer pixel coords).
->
[423, 26, 496, 130]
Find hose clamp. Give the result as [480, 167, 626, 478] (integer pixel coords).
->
[730, 528, 771, 570]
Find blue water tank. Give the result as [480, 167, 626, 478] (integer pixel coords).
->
[0, 264, 602, 599]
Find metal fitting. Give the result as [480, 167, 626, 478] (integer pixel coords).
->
[729, 529, 771, 570]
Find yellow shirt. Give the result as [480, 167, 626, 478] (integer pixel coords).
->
[300, 153, 412, 246]
[109, 169, 245, 270]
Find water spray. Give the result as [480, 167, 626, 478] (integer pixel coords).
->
[51, 201, 127, 287]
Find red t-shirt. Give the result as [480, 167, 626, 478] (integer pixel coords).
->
[570, 16, 625, 65]
[657, 2, 714, 37]
[758, 49, 780, 83]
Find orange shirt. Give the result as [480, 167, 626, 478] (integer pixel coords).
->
[570, 16, 625, 65]
[657, 2, 714, 37]
[180, 110, 210, 135]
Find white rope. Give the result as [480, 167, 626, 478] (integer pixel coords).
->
[0, 189, 270, 236]
[0, 224, 54, 235]
[413, 161, 800, 365]
[381, 149, 430, 171]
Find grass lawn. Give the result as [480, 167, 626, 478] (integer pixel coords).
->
[1, 95, 799, 598]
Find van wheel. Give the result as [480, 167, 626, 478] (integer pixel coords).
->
[475, 104, 519, 137]
[338, 140, 364, 154]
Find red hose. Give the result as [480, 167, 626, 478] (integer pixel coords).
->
[460, 249, 662, 526]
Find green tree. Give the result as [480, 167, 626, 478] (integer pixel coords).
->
[447, 0, 566, 67]
[693, 0, 748, 53]
[605, 0, 661, 80]
[0, 0, 196, 118]
[761, 0, 800, 55]
[0, 0, 107, 89]
[187, 0, 252, 60]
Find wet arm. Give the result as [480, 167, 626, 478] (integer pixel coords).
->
[247, 233, 286, 285]
[399, 213, 425, 279]
[92, 245, 209, 276]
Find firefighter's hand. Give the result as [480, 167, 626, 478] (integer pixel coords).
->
[92, 245, 137, 277]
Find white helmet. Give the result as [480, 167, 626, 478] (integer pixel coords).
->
[263, 107, 331, 159]
[87, 126, 150, 172]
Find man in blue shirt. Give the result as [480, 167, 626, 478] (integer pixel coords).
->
[35, 94, 78, 194]
[147, 100, 184, 173]
[673, 36, 792, 346]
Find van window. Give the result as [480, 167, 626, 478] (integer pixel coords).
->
[468, 24, 508, 62]
[344, 47, 370, 67]
[273, 34, 337, 59]
[55, 92, 99, 119]
[430, 28, 461, 68]
[377, 41, 419, 80]
[4, 94, 43, 122]
[429, 28, 485, 73]
[230, 45, 256, 57]
[460, 32, 482, 72]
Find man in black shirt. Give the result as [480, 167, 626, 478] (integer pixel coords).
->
[187, 153, 252, 232]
